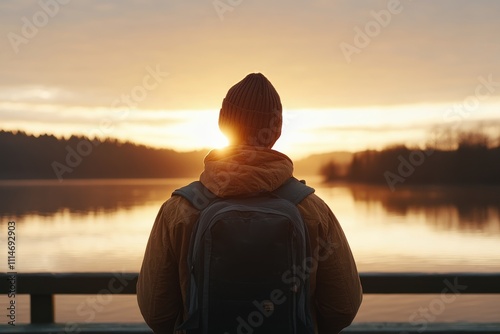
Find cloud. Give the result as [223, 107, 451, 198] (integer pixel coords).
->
[313, 118, 500, 135]
[1, 1, 500, 111]
[0, 102, 190, 127]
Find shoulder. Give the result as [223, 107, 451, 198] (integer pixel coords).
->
[297, 193, 336, 231]
[297, 192, 331, 217]
[159, 195, 201, 229]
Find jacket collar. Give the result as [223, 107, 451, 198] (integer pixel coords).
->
[200, 145, 293, 197]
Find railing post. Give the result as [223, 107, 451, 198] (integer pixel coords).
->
[31, 294, 55, 323]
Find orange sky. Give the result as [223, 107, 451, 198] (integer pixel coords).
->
[1, 1, 500, 158]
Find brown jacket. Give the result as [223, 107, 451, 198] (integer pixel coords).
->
[137, 146, 362, 334]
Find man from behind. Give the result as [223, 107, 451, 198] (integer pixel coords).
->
[137, 72, 363, 333]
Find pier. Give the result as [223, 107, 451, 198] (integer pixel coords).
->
[1, 272, 500, 333]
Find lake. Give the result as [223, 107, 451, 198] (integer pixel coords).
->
[1, 178, 499, 324]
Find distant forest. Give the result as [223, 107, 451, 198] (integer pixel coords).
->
[321, 131, 500, 187]
[0, 131, 207, 180]
[3, 130, 499, 185]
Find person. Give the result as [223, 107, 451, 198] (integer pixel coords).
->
[137, 73, 363, 334]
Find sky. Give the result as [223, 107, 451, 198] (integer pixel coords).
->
[1, 0, 500, 158]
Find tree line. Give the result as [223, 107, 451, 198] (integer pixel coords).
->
[3, 129, 499, 185]
[321, 131, 500, 186]
[0, 131, 207, 180]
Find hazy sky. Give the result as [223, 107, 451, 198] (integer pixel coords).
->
[1, 0, 499, 157]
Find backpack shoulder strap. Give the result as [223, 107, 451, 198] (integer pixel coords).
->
[272, 177, 315, 205]
[173, 177, 314, 209]
[172, 181, 218, 210]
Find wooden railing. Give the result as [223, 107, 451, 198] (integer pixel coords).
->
[1, 272, 500, 333]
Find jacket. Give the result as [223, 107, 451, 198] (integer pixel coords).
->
[137, 146, 363, 334]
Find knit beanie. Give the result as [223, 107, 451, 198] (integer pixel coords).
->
[219, 73, 282, 148]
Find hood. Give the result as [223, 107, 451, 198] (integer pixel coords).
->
[200, 146, 293, 197]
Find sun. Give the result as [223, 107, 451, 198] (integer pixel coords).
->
[208, 130, 230, 149]
[189, 112, 230, 149]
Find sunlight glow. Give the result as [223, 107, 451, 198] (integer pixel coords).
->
[2, 102, 500, 159]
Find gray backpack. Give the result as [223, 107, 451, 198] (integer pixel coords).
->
[173, 177, 315, 334]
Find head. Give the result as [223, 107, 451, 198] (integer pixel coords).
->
[218, 73, 282, 148]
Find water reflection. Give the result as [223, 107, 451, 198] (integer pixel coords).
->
[0, 179, 186, 217]
[347, 184, 500, 234]
[1, 179, 499, 274]
[1, 180, 499, 234]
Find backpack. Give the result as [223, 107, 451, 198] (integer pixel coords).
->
[172, 177, 316, 334]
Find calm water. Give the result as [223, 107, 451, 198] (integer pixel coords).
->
[1, 178, 499, 324]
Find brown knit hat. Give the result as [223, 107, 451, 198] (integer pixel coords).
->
[219, 73, 282, 148]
